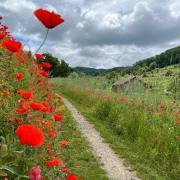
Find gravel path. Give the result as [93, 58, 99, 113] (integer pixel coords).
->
[62, 97, 140, 180]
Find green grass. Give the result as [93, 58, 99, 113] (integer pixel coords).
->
[140, 64, 180, 95]
[53, 80, 180, 180]
[53, 64, 180, 99]
[52, 75, 111, 92]
[58, 104, 108, 180]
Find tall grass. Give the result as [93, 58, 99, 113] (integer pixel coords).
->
[54, 79, 180, 180]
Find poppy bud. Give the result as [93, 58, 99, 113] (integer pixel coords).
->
[29, 166, 42, 180]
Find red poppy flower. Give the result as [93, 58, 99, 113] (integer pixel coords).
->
[34, 9, 64, 29]
[48, 130, 56, 138]
[53, 114, 62, 122]
[17, 88, 35, 98]
[60, 140, 68, 147]
[120, 96, 126, 103]
[66, 174, 77, 180]
[15, 108, 27, 114]
[43, 121, 51, 129]
[19, 59, 25, 63]
[16, 124, 44, 146]
[42, 62, 52, 69]
[18, 99, 25, 104]
[0, 16, 3, 20]
[35, 54, 43, 60]
[41, 106, 50, 112]
[15, 72, 23, 81]
[46, 157, 62, 167]
[17, 89, 33, 99]
[0, 33, 5, 39]
[30, 102, 43, 111]
[160, 103, 166, 109]
[41, 70, 48, 77]
[2, 39, 22, 52]
[41, 101, 48, 106]
[37, 64, 43, 71]
[58, 96, 62, 102]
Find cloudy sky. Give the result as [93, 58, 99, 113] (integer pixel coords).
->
[1, 0, 180, 68]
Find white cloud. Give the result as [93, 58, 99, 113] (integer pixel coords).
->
[170, 0, 180, 18]
[1, 0, 180, 68]
[102, 13, 122, 29]
[0, 0, 37, 13]
[43, 4, 58, 12]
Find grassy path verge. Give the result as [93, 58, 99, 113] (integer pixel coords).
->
[59, 94, 178, 180]
[62, 97, 139, 180]
[60, 103, 108, 180]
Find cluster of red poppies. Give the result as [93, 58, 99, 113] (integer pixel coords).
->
[0, 9, 77, 180]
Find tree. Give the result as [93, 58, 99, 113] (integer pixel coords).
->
[41, 53, 73, 77]
[58, 60, 73, 77]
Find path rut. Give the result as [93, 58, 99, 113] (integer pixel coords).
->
[62, 97, 140, 180]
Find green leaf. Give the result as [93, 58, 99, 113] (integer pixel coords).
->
[13, 150, 24, 154]
[17, 175, 29, 179]
[0, 165, 18, 175]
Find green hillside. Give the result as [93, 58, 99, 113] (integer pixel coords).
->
[73, 67, 128, 76]
[73, 45, 180, 77]
[140, 64, 180, 97]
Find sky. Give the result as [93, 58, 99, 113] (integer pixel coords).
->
[1, 0, 180, 69]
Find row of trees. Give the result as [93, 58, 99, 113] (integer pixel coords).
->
[38, 53, 73, 77]
[125, 46, 180, 75]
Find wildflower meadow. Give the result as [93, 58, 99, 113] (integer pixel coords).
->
[0, 8, 78, 180]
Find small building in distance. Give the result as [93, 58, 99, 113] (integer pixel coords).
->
[112, 76, 148, 94]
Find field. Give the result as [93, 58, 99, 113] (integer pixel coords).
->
[1, 3, 180, 180]
[66, 64, 180, 97]
[53, 73, 180, 180]
[140, 64, 180, 97]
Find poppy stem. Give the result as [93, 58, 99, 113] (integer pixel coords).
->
[34, 29, 49, 55]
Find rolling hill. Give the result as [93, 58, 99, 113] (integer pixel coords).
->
[73, 45, 180, 76]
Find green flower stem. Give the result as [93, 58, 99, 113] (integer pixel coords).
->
[34, 29, 49, 55]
